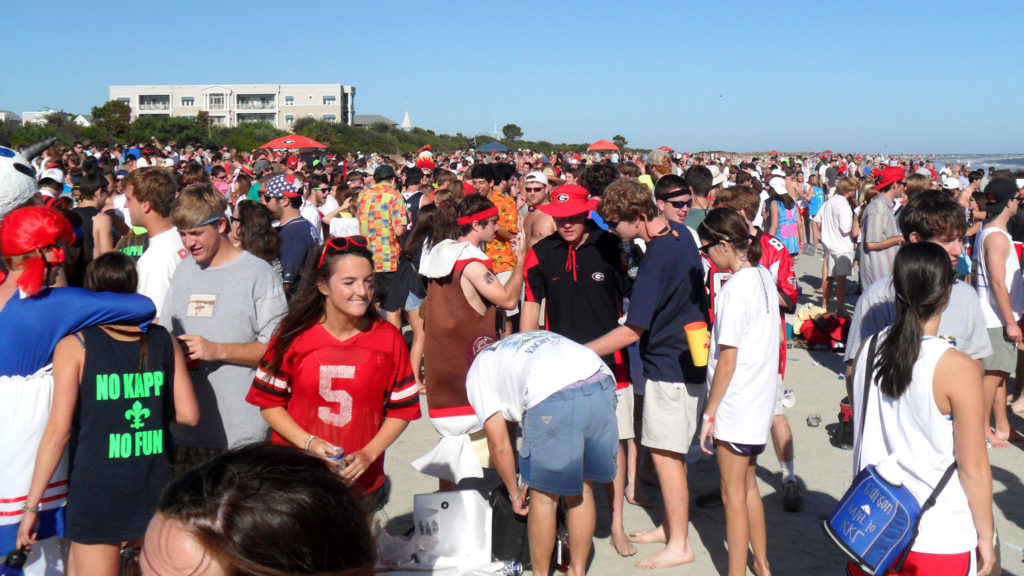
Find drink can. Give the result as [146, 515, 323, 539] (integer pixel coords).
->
[500, 560, 523, 576]
[781, 389, 796, 408]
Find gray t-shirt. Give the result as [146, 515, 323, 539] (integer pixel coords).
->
[859, 195, 901, 289]
[845, 276, 992, 363]
[163, 251, 287, 449]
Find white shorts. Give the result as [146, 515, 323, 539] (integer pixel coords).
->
[774, 376, 785, 416]
[496, 270, 519, 316]
[640, 379, 705, 454]
[615, 385, 635, 440]
[826, 251, 854, 277]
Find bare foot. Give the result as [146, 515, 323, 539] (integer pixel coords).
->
[1010, 399, 1024, 414]
[628, 525, 666, 544]
[611, 531, 638, 557]
[753, 557, 771, 576]
[635, 543, 694, 570]
[994, 428, 1012, 443]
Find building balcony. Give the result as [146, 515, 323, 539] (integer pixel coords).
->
[139, 104, 171, 111]
[237, 113, 276, 125]
[236, 102, 277, 111]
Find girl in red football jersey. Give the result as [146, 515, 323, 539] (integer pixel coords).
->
[247, 236, 421, 511]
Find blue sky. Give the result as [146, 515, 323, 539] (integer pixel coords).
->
[3, 0, 1022, 153]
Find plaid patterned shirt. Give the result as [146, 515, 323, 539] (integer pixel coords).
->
[484, 191, 519, 273]
[357, 183, 408, 272]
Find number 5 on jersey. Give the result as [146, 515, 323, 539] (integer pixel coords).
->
[318, 365, 355, 427]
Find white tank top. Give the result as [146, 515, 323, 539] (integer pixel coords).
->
[973, 226, 1024, 328]
[855, 334, 977, 554]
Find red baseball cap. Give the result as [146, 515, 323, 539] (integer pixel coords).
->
[538, 185, 599, 218]
[874, 166, 906, 190]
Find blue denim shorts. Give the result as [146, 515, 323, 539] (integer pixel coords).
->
[405, 290, 424, 311]
[519, 372, 618, 496]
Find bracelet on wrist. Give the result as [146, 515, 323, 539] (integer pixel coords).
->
[22, 503, 40, 513]
[303, 434, 318, 451]
[702, 413, 714, 423]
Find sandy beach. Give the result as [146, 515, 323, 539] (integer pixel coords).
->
[379, 247, 1024, 575]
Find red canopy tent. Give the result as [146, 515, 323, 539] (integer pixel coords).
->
[657, 145, 675, 152]
[259, 134, 328, 151]
[588, 139, 619, 152]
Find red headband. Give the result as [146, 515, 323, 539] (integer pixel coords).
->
[456, 206, 498, 226]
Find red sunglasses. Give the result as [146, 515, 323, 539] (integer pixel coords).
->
[317, 235, 368, 269]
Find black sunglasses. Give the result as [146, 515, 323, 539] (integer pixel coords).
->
[698, 241, 717, 255]
[605, 220, 620, 229]
[667, 199, 692, 209]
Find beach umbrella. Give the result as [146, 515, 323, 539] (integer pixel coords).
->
[259, 134, 328, 151]
[823, 149, 833, 154]
[657, 145, 675, 152]
[588, 139, 619, 151]
[477, 141, 509, 153]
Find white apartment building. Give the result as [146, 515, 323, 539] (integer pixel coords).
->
[108, 84, 356, 129]
[21, 111, 52, 125]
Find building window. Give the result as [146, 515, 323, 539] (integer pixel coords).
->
[322, 114, 337, 123]
[208, 93, 225, 110]
[285, 95, 294, 106]
[323, 94, 336, 105]
[116, 97, 130, 104]
[285, 115, 294, 126]
[181, 97, 194, 107]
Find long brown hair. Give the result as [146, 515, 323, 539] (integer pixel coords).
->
[876, 243, 953, 398]
[234, 200, 278, 265]
[84, 252, 150, 371]
[157, 444, 375, 576]
[264, 241, 376, 376]
[697, 207, 762, 266]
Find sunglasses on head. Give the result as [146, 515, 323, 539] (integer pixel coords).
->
[35, 243, 67, 265]
[317, 235, 368, 269]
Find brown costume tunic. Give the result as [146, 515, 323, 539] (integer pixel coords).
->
[422, 257, 497, 419]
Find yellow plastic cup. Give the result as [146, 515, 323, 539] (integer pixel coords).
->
[684, 321, 710, 367]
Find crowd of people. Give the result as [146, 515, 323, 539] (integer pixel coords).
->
[0, 136, 1019, 575]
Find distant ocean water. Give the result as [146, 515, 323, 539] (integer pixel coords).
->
[933, 155, 1024, 171]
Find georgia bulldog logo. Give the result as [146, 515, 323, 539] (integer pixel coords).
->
[556, 193, 570, 202]
[465, 335, 497, 364]
[592, 272, 605, 282]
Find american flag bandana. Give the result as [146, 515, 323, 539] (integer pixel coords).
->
[264, 173, 301, 198]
